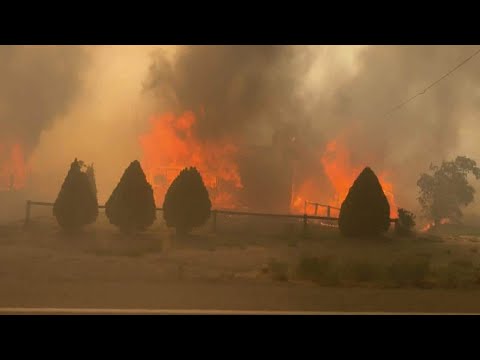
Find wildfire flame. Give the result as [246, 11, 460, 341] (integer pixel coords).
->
[139, 111, 243, 209]
[291, 138, 398, 218]
[0, 142, 27, 191]
[421, 218, 451, 232]
[139, 111, 398, 217]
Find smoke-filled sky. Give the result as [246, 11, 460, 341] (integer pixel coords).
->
[5, 45, 479, 213]
[0, 46, 87, 154]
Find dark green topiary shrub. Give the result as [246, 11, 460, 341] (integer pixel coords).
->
[339, 167, 391, 237]
[105, 160, 156, 234]
[53, 158, 98, 232]
[163, 167, 212, 235]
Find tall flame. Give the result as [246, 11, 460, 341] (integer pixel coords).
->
[291, 138, 398, 218]
[139, 111, 243, 208]
[0, 142, 27, 191]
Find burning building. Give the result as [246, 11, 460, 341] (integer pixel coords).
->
[139, 111, 398, 216]
[139, 111, 300, 213]
[237, 148, 293, 214]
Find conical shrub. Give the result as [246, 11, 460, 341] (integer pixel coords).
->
[53, 158, 98, 231]
[339, 167, 391, 237]
[86, 163, 97, 202]
[163, 167, 212, 235]
[105, 160, 156, 234]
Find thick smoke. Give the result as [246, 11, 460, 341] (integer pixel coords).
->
[144, 45, 314, 144]
[0, 45, 88, 156]
[313, 45, 480, 208]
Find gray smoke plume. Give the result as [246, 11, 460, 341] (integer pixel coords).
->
[144, 45, 314, 143]
[0, 45, 88, 156]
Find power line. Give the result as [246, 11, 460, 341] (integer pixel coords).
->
[383, 47, 480, 118]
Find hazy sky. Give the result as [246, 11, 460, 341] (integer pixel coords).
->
[14, 45, 480, 213]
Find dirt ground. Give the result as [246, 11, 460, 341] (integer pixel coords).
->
[2, 211, 480, 313]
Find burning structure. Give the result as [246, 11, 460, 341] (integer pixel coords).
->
[139, 110, 398, 216]
[139, 112, 296, 213]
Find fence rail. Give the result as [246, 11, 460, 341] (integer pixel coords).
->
[24, 200, 398, 232]
[304, 201, 341, 217]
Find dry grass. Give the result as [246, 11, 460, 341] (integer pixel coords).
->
[3, 213, 480, 291]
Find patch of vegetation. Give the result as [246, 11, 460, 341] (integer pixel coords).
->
[268, 259, 289, 282]
[436, 259, 478, 288]
[344, 261, 385, 283]
[387, 258, 431, 287]
[296, 256, 340, 286]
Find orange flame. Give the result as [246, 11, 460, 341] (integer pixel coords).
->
[291, 138, 398, 219]
[0, 142, 27, 191]
[421, 218, 451, 232]
[139, 111, 243, 209]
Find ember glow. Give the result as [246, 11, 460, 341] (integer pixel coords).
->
[0, 142, 27, 191]
[421, 218, 452, 232]
[139, 111, 243, 209]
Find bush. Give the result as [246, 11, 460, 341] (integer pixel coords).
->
[296, 256, 340, 285]
[105, 160, 156, 234]
[163, 167, 212, 235]
[339, 167, 391, 237]
[268, 259, 289, 282]
[53, 158, 98, 232]
[346, 262, 384, 283]
[387, 259, 430, 287]
[438, 259, 476, 288]
[395, 208, 416, 236]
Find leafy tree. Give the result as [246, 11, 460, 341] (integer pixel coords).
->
[339, 167, 391, 237]
[105, 160, 156, 234]
[163, 167, 212, 235]
[53, 158, 98, 232]
[417, 156, 480, 225]
[395, 208, 416, 236]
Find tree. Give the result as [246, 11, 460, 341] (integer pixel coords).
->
[339, 167, 391, 237]
[105, 160, 156, 234]
[163, 167, 212, 235]
[417, 156, 480, 226]
[53, 158, 98, 232]
[395, 208, 416, 236]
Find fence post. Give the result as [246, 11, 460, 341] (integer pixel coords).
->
[24, 200, 31, 227]
[327, 205, 331, 218]
[302, 213, 308, 236]
[212, 210, 217, 233]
